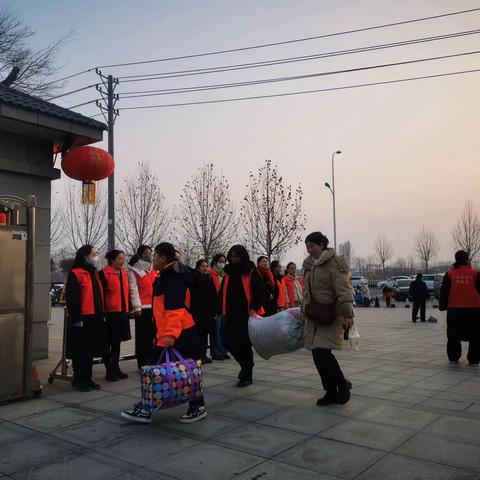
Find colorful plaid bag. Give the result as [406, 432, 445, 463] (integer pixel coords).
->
[140, 348, 203, 413]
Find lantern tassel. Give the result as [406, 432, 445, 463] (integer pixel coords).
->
[82, 180, 96, 205]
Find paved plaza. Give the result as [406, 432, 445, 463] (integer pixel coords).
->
[1, 305, 480, 479]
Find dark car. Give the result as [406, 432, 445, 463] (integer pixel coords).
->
[393, 278, 413, 301]
[50, 283, 64, 306]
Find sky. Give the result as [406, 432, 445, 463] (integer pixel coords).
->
[9, 0, 480, 266]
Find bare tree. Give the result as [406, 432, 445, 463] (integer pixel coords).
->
[415, 226, 440, 272]
[452, 202, 480, 263]
[61, 180, 107, 255]
[177, 164, 237, 262]
[242, 159, 306, 260]
[338, 241, 353, 267]
[0, 8, 72, 96]
[374, 235, 394, 274]
[116, 162, 171, 255]
[50, 204, 63, 253]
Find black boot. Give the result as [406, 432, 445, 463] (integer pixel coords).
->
[337, 380, 352, 405]
[237, 369, 253, 387]
[114, 360, 129, 379]
[105, 358, 119, 382]
[316, 392, 337, 406]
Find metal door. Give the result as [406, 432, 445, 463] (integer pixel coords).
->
[0, 226, 27, 401]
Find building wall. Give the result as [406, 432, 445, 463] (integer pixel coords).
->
[0, 130, 59, 360]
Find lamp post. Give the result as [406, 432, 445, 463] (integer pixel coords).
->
[324, 150, 342, 251]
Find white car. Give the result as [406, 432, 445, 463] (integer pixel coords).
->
[351, 276, 368, 289]
[377, 276, 410, 289]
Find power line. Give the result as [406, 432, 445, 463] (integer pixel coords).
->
[46, 83, 99, 101]
[117, 67, 480, 110]
[98, 7, 480, 69]
[118, 28, 480, 83]
[117, 49, 480, 99]
[41, 68, 94, 88]
[68, 98, 101, 109]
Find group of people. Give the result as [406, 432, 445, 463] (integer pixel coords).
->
[63, 222, 480, 427]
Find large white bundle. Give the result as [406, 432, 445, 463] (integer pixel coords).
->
[248, 308, 304, 360]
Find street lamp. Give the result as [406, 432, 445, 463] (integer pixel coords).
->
[325, 150, 342, 250]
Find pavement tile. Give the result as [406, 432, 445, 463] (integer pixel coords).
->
[99, 430, 199, 466]
[148, 442, 264, 480]
[110, 468, 175, 479]
[80, 393, 138, 414]
[234, 460, 336, 480]
[396, 433, 480, 472]
[214, 423, 308, 457]
[248, 386, 319, 406]
[259, 405, 346, 435]
[48, 388, 112, 405]
[13, 407, 99, 432]
[419, 398, 472, 411]
[211, 398, 286, 421]
[161, 412, 247, 440]
[319, 418, 415, 450]
[10, 452, 137, 480]
[0, 422, 36, 446]
[0, 434, 81, 475]
[0, 399, 64, 421]
[51, 417, 133, 447]
[422, 415, 480, 446]
[357, 453, 479, 480]
[274, 436, 384, 479]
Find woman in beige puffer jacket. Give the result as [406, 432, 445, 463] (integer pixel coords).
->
[302, 231, 355, 406]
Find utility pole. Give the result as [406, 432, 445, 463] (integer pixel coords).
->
[96, 69, 119, 251]
[324, 150, 342, 251]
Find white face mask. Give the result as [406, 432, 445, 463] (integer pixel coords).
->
[138, 259, 152, 270]
[216, 262, 226, 269]
[85, 255, 99, 269]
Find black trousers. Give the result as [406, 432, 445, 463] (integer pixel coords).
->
[312, 348, 346, 395]
[447, 338, 480, 364]
[72, 356, 93, 386]
[135, 308, 155, 368]
[412, 301, 426, 322]
[223, 315, 254, 380]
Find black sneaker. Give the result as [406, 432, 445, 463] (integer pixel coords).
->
[211, 356, 225, 361]
[105, 372, 119, 382]
[179, 405, 207, 424]
[115, 368, 129, 379]
[202, 357, 213, 364]
[316, 393, 337, 406]
[72, 382, 91, 392]
[121, 403, 152, 424]
[237, 379, 253, 388]
[223, 355, 231, 360]
[89, 381, 101, 390]
[337, 380, 352, 405]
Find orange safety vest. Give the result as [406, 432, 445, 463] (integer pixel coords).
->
[209, 268, 222, 293]
[102, 265, 129, 313]
[71, 268, 104, 316]
[135, 269, 156, 306]
[447, 266, 480, 308]
[276, 277, 286, 308]
[222, 271, 265, 316]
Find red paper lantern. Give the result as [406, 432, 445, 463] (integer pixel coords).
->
[61, 146, 114, 204]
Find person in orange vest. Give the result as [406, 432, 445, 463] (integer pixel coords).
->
[219, 245, 265, 387]
[284, 262, 304, 308]
[209, 253, 230, 360]
[271, 260, 287, 311]
[127, 245, 157, 369]
[122, 242, 207, 424]
[99, 250, 131, 381]
[65, 245, 106, 392]
[439, 250, 480, 366]
[257, 256, 278, 316]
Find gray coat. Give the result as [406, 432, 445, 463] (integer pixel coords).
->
[302, 249, 355, 350]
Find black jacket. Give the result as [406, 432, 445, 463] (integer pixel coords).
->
[409, 279, 429, 302]
[191, 273, 218, 320]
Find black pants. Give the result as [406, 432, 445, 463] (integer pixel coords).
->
[412, 301, 426, 322]
[447, 338, 480, 364]
[223, 316, 254, 380]
[229, 343, 254, 381]
[104, 340, 121, 373]
[312, 348, 346, 396]
[135, 308, 155, 368]
[195, 314, 216, 360]
[72, 356, 93, 387]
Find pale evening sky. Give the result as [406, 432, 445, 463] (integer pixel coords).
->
[11, 0, 480, 266]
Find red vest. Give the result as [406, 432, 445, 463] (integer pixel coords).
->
[102, 265, 129, 313]
[135, 269, 156, 306]
[276, 277, 286, 308]
[71, 268, 104, 316]
[447, 266, 480, 308]
[222, 271, 265, 316]
[209, 268, 221, 293]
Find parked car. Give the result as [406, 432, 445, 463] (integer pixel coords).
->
[431, 273, 445, 298]
[351, 275, 368, 289]
[377, 276, 410, 289]
[420, 274, 444, 293]
[393, 278, 413, 301]
[50, 283, 64, 306]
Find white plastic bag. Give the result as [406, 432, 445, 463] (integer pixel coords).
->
[349, 325, 360, 351]
[248, 308, 304, 360]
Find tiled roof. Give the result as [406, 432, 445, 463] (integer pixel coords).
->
[0, 84, 106, 130]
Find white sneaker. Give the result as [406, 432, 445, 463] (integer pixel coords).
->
[179, 405, 207, 424]
[121, 403, 152, 424]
